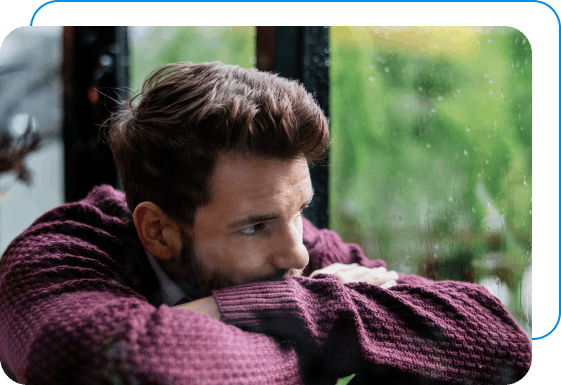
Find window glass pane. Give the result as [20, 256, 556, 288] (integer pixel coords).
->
[0, 27, 64, 255]
[329, 27, 531, 336]
[129, 27, 256, 93]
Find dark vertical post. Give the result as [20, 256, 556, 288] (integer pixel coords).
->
[62, 27, 129, 202]
[263, 27, 330, 230]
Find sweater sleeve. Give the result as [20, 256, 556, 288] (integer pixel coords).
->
[0, 194, 307, 385]
[213, 274, 531, 385]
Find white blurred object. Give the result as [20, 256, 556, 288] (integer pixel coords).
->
[311, 263, 399, 288]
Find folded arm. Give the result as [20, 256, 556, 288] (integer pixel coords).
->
[213, 274, 531, 385]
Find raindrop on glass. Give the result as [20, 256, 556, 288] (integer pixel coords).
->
[486, 160, 489, 164]
[521, 69, 524, 74]
[384, 67, 390, 72]
[488, 39, 492, 43]
[487, 202, 491, 207]
[464, 150, 468, 156]
[466, 127, 470, 132]
[522, 39, 526, 45]
[369, 76, 375, 81]
[431, 108, 436, 112]
[489, 79, 493, 84]
[501, 93, 504, 97]
[404, 103, 409, 107]
[408, 177, 413, 183]
[449, 196, 453, 202]
[477, 40, 480, 44]
[438, 96, 443, 101]
[478, 173, 482, 178]
[523, 181, 527, 185]
[484, 73, 489, 78]
[426, 143, 432, 149]
[489, 91, 493, 95]
[418, 86, 423, 91]
[472, 208, 476, 213]
[369, 64, 374, 69]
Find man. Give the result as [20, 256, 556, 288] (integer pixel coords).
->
[0, 62, 531, 385]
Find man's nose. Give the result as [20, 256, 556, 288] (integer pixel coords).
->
[272, 223, 309, 271]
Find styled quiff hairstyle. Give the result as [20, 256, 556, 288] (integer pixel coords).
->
[106, 62, 329, 228]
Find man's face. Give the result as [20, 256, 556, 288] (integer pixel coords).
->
[177, 153, 313, 295]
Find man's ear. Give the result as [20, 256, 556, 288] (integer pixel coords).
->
[133, 202, 182, 261]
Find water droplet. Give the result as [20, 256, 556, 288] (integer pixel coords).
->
[404, 103, 409, 107]
[478, 173, 482, 178]
[472, 207, 476, 212]
[466, 127, 470, 132]
[487, 202, 491, 207]
[523, 181, 527, 185]
[520, 127, 524, 131]
[438, 96, 443, 101]
[521, 69, 524, 74]
[477, 40, 481, 44]
[426, 143, 432, 149]
[324, 59, 330, 66]
[384, 67, 390, 72]
[408, 177, 413, 183]
[529, 210, 532, 215]
[448, 196, 453, 202]
[501, 93, 504, 98]
[488, 39, 492, 43]
[517, 62, 520, 67]
[418, 86, 423, 91]
[405, 254, 410, 260]
[515, 37, 519, 44]
[489, 79, 493, 84]
[525, 58, 528, 65]
[489, 91, 493, 95]
[487, 134, 491, 138]
[457, 89, 461, 93]
[431, 108, 436, 112]
[522, 39, 526, 45]
[369, 76, 375, 81]
[464, 150, 468, 156]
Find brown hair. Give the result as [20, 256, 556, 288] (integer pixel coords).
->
[105, 62, 329, 227]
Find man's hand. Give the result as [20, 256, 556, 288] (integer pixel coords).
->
[310, 263, 399, 288]
[172, 296, 221, 320]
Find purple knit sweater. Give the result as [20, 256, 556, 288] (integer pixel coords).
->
[0, 185, 531, 384]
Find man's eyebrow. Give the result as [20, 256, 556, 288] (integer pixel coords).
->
[229, 187, 315, 230]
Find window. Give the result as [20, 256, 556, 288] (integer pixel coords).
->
[329, 27, 531, 335]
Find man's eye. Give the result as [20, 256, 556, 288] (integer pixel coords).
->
[240, 223, 264, 235]
[240, 205, 309, 237]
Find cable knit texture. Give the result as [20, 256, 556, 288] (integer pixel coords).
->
[0, 185, 531, 384]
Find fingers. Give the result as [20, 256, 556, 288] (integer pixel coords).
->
[310, 263, 399, 288]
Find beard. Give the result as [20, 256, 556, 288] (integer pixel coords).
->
[175, 227, 304, 298]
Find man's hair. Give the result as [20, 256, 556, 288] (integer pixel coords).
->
[105, 62, 329, 227]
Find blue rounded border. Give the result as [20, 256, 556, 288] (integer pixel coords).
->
[29, 0, 561, 341]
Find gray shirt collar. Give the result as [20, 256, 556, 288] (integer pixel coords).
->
[144, 248, 187, 306]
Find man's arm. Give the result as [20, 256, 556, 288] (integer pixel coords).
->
[213, 274, 531, 385]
